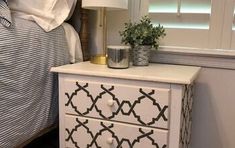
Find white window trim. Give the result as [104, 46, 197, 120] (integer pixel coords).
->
[158, 46, 235, 58]
[151, 49, 235, 70]
[130, 0, 235, 58]
[220, 0, 234, 49]
[129, 0, 148, 22]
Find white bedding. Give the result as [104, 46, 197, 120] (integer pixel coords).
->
[62, 22, 83, 63]
[0, 15, 70, 148]
[0, 1, 83, 147]
[8, 0, 77, 32]
[8, 0, 83, 63]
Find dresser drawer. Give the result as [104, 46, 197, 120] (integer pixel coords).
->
[65, 115, 168, 148]
[63, 79, 170, 129]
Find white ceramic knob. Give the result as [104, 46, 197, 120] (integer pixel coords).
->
[106, 138, 114, 144]
[107, 99, 114, 107]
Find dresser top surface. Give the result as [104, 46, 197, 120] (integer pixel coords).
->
[51, 62, 201, 84]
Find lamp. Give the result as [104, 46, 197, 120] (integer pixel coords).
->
[82, 0, 128, 64]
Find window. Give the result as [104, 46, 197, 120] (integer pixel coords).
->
[135, 0, 235, 50]
[149, 0, 210, 29]
[230, 3, 235, 48]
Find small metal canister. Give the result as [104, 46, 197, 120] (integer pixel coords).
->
[107, 45, 130, 69]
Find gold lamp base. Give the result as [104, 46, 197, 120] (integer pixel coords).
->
[90, 54, 107, 65]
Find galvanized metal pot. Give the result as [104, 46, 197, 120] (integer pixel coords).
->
[133, 45, 151, 66]
[107, 46, 130, 69]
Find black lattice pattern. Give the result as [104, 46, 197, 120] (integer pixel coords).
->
[65, 118, 167, 148]
[179, 84, 194, 148]
[65, 82, 168, 128]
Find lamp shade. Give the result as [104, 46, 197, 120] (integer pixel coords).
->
[82, 0, 128, 10]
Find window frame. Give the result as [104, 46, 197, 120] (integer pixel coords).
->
[130, 0, 235, 51]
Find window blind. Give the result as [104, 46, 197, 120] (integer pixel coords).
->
[148, 0, 211, 29]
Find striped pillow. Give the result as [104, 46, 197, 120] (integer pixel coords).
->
[0, 0, 12, 28]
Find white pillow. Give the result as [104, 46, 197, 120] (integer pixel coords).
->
[62, 23, 83, 63]
[8, 0, 77, 32]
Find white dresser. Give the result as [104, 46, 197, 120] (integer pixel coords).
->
[51, 62, 201, 148]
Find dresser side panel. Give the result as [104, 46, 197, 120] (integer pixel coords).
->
[168, 84, 184, 148]
[58, 74, 67, 148]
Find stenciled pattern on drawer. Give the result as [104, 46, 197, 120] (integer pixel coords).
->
[65, 117, 167, 148]
[65, 82, 168, 128]
[179, 84, 194, 148]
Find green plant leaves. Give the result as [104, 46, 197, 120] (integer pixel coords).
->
[119, 16, 166, 49]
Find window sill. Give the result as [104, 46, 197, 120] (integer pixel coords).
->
[157, 46, 235, 59]
[151, 46, 235, 70]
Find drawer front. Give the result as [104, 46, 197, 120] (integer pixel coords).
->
[65, 115, 168, 148]
[63, 80, 170, 129]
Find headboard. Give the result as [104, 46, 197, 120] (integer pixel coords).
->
[78, 0, 89, 61]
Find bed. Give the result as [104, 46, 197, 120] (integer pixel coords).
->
[0, 0, 89, 147]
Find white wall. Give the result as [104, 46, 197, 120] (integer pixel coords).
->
[192, 68, 235, 148]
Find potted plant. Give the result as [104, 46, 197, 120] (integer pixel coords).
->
[119, 16, 166, 66]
